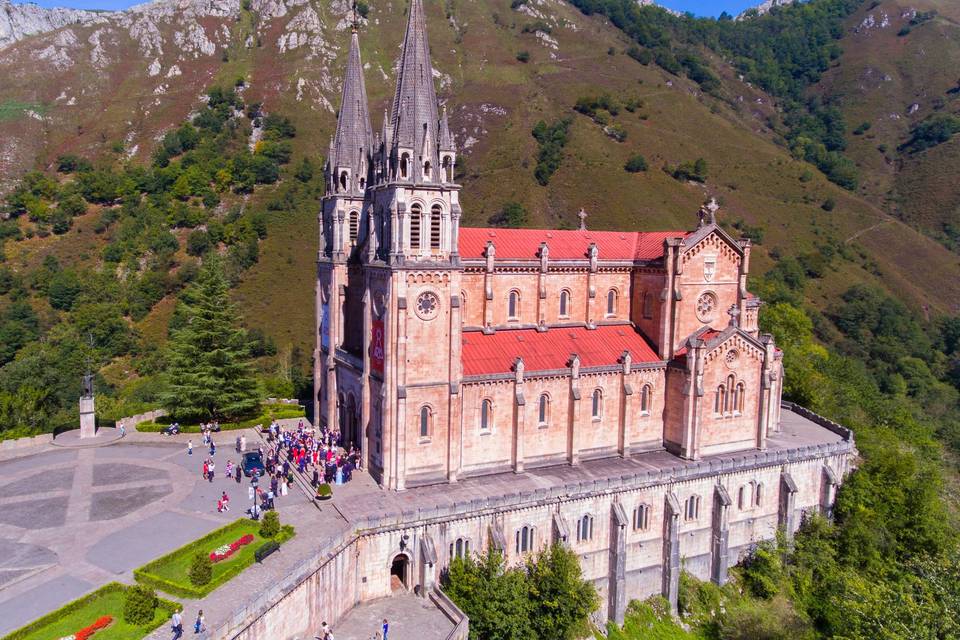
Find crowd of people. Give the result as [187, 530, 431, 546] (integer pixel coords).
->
[261, 419, 362, 489]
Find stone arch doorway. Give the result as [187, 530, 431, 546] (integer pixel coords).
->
[389, 553, 410, 592]
[344, 393, 360, 452]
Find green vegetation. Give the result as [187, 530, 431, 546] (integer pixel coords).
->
[516, 50, 530, 63]
[488, 202, 529, 228]
[1, 583, 178, 640]
[531, 118, 572, 186]
[669, 157, 708, 183]
[566, 0, 862, 189]
[624, 154, 648, 173]
[188, 552, 213, 587]
[136, 401, 304, 433]
[901, 114, 960, 153]
[162, 258, 259, 422]
[121, 585, 158, 626]
[0, 84, 320, 439]
[134, 518, 295, 598]
[259, 510, 281, 538]
[445, 543, 598, 640]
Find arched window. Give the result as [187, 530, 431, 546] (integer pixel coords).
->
[640, 385, 651, 415]
[715, 386, 726, 414]
[419, 406, 431, 438]
[460, 291, 466, 319]
[606, 289, 617, 316]
[685, 495, 701, 521]
[442, 155, 452, 182]
[592, 389, 602, 420]
[423, 160, 432, 180]
[409, 204, 422, 251]
[736, 383, 745, 414]
[359, 177, 365, 190]
[450, 537, 470, 559]
[738, 486, 746, 510]
[348, 210, 359, 247]
[576, 514, 594, 542]
[339, 170, 348, 191]
[725, 375, 736, 414]
[559, 290, 570, 317]
[633, 504, 650, 531]
[516, 525, 534, 554]
[643, 292, 653, 319]
[480, 399, 492, 431]
[430, 204, 442, 250]
[538, 393, 549, 426]
[508, 290, 520, 321]
[400, 153, 410, 179]
[755, 483, 763, 507]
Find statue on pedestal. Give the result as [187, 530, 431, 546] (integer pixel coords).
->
[79, 370, 96, 438]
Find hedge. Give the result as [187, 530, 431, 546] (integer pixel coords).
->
[134, 520, 295, 599]
[137, 404, 305, 433]
[0, 582, 179, 640]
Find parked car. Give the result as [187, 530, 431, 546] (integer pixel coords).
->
[242, 451, 265, 477]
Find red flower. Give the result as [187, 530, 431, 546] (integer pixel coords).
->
[75, 615, 113, 640]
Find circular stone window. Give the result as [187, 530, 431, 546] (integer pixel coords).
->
[415, 291, 441, 320]
[696, 292, 718, 322]
[724, 349, 739, 368]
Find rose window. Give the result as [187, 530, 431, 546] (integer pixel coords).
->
[696, 292, 717, 322]
[416, 291, 440, 320]
[725, 349, 739, 367]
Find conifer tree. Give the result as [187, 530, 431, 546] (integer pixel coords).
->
[163, 257, 259, 421]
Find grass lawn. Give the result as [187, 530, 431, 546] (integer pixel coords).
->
[135, 518, 295, 598]
[2, 583, 177, 640]
[136, 402, 305, 433]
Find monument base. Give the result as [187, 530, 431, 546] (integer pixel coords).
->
[79, 395, 96, 438]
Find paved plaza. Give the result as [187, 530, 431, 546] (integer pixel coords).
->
[332, 594, 454, 640]
[0, 431, 300, 636]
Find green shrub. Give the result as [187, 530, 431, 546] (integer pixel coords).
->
[671, 157, 708, 183]
[259, 510, 281, 538]
[188, 552, 212, 586]
[516, 50, 530, 63]
[821, 198, 836, 212]
[317, 483, 333, 498]
[625, 154, 648, 173]
[123, 584, 158, 625]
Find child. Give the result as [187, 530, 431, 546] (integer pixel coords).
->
[221, 491, 230, 511]
[188, 440, 193, 456]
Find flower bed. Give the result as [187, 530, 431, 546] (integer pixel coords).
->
[210, 534, 255, 562]
[2, 583, 178, 640]
[58, 615, 112, 640]
[134, 519, 295, 599]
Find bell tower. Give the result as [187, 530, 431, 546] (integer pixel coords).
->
[371, 0, 465, 489]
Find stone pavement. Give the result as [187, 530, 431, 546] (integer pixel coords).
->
[0, 430, 316, 636]
[331, 594, 454, 640]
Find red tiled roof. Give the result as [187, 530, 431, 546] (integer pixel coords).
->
[461, 324, 661, 376]
[458, 228, 684, 261]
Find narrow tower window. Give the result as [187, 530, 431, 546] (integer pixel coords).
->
[640, 385, 651, 414]
[559, 290, 570, 317]
[607, 289, 617, 316]
[348, 211, 359, 247]
[400, 153, 410, 179]
[430, 205, 442, 249]
[480, 399, 492, 431]
[592, 389, 602, 420]
[508, 291, 520, 320]
[419, 406, 431, 438]
[538, 394, 549, 425]
[409, 204, 422, 251]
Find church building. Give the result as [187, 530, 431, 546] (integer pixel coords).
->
[315, 2, 784, 492]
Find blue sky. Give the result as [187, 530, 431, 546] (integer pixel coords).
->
[17, 0, 757, 17]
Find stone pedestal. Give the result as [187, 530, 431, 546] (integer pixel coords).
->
[79, 395, 96, 438]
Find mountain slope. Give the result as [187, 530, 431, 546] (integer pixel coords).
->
[1, 0, 959, 357]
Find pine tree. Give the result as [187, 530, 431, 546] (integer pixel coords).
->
[163, 258, 259, 421]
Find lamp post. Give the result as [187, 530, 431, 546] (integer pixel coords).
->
[251, 474, 259, 520]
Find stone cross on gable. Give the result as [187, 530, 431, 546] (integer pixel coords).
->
[698, 197, 719, 228]
[578, 208, 588, 231]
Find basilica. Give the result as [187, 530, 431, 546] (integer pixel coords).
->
[315, 3, 783, 492]
[288, 1, 856, 632]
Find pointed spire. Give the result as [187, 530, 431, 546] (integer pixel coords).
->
[390, 0, 440, 178]
[439, 105, 454, 152]
[330, 29, 373, 193]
